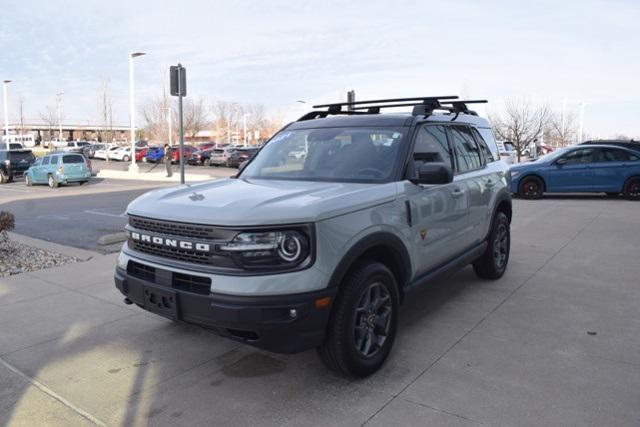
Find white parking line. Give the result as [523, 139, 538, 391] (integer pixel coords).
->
[84, 209, 127, 218]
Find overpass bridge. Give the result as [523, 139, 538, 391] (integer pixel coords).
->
[3, 123, 133, 143]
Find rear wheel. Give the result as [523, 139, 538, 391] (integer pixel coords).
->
[0, 170, 8, 184]
[142, 157, 148, 163]
[518, 176, 544, 199]
[80, 180, 89, 186]
[317, 261, 399, 377]
[473, 211, 510, 280]
[48, 175, 58, 189]
[605, 192, 619, 198]
[623, 177, 640, 201]
[122, 155, 130, 162]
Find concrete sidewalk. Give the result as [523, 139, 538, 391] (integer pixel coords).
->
[1, 197, 639, 426]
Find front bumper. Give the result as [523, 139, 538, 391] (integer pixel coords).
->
[114, 265, 336, 354]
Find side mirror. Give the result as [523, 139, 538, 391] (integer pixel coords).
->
[555, 158, 567, 166]
[411, 162, 454, 185]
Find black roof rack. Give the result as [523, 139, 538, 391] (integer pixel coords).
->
[298, 96, 487, 121]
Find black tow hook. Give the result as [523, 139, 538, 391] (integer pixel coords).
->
[123, 298, 133, 305]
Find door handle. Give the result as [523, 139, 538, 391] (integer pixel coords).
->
[451, 188, 464, 198]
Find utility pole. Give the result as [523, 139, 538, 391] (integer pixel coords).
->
[128, 51, 146, 173]
[2, 80, 11, 136]
[56, 92, 64, 144]
[578, 102, 586, 144]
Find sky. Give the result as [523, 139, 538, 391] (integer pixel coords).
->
[1, 0, 639, 138]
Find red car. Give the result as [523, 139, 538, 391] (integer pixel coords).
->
[171, 146, 196, 163]
[135, 148, 148, 162]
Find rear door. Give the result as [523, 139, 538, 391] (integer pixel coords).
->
[591, 148, 639, 192]
[447, 125, 488, 249]
[62, 154, 86, 176]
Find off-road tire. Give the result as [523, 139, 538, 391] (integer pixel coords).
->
[518, 176, 544, 199]
[473, 211, 510, 280]
[317, 261, 399, 378]
[623, 177, 640, 201]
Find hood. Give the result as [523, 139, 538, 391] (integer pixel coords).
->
[127, 178, 397, 226]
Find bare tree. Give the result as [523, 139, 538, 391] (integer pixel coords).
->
[490, 98, 550, 162]
[98, 79, 114, 144]
[141, 90, 170, 144]
[179, 97, 208, 138]
[546, 110, 577, 148]
[39, 105, 58, 147]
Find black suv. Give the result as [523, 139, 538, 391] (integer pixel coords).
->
[0, 149, 36, 183]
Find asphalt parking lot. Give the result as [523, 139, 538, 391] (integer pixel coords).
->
[1, 195, 639, 426]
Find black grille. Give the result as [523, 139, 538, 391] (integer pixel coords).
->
[129, 216, 234, 240]
[173, 273, 211, 295]
[131, 240, 215, 265]
[128, 261, 156, 282]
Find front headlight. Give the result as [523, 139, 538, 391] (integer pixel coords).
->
[219, 229, 311, 269]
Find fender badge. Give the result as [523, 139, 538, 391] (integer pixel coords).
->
[420, 229, 427, 240]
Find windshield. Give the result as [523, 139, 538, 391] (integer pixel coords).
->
[535, 146, 569, 162]
[240, 127, 406, 183]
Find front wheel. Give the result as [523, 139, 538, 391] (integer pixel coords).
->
[48, 175, 58, 189]
[0, 170, 8, 184]
[473, 211, 510, 280]
[122, 155, 130, 162]
[142, 157, 148, 163]
[317, 261, 399, 377]
[25, 175, 32, 186]
[623, 177, 640, 201]
[518, 176, 544, 199]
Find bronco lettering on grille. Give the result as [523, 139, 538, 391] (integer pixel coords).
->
[129, 231, 211, 252]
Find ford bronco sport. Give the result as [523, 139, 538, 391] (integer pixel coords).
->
[115, 96, 512, 377]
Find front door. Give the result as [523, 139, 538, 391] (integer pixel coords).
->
[546, 147, 597, 192]
[404, 124, 469, 275]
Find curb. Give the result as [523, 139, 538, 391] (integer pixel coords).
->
[8, 232, 96, 261]
[96, 169, 215, 182]
[97, 232, 127, 246]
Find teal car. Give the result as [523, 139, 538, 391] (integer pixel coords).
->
[25, 153, 91, 188]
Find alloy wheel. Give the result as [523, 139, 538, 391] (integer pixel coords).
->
[493, 222, 509, 269]
[353, 282, 392, 358]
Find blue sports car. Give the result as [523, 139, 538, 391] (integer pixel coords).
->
[510, 144, 640, 200]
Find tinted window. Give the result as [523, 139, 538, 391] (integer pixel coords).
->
[42, 157, 50, 165]
[599, 148, 631, 162]
[449, 126, 482, 173]
[67, 142, 75, 147]
[563, 148, 595, 165]
[50, 156, 59, 165]
[413, 125, 452, 169]
[471, 128, 496, 162]
[63, 155, 85, 164]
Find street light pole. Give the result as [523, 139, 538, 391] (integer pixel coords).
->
[129, 51, 146, 173]
[578, 102, 586, 144]
[3, 80, 12, 136]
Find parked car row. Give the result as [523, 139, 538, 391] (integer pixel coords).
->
[188, 146, 259, 168]
[0, 148, 92, 188]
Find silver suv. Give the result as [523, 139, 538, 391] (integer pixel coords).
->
[115, 96, 512, 377]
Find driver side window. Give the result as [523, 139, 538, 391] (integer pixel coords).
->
[562, 148, 596, 165]
[413, 125, 452, 169]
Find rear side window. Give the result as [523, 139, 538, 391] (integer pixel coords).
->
[471, 128, 496, 162]
[448, 126, 483, 173]
[598, 148, 632, 162]
[476, 127, 500, 160]
[50, 156, 59, 165]
[63, 155, 85, 164]
[413, 125, 453, 169]
[42, 157, 50, 165]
